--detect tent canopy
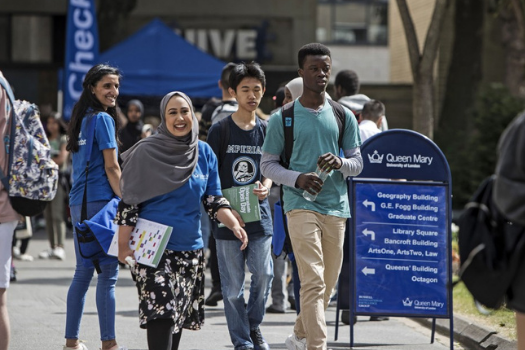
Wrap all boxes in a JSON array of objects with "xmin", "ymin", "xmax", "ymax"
[{"xmin": 99, "ymin": 18, "xmax": 224, "ymax": 98}]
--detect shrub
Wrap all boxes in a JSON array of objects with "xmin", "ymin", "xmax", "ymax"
[{"xmin": 452, "ymin": 84, "xmax": 525, "ymax": 207}]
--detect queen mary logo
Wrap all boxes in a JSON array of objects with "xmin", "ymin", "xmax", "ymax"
[{"xmin": 232, "ymin": 157, "xmax": 256, "ymax": 185}]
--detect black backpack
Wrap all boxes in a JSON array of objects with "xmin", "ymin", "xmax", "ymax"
[
  {"xmin": 276, "ymin": 99, "xmax": 346, "ymax": 255},
  {"xmin": 456, "ymin": 175, "xmax": 525, "ymax": 309}
]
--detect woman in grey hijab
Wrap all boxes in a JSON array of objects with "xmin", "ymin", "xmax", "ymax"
[{"xmin": 116, "ymin": 91, "xmax": 248, "ymax": 350}]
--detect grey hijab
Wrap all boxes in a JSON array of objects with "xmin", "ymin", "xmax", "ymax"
[{"xmin": 120, "ymin": 91, "xmax": 199, "ymax": 205}]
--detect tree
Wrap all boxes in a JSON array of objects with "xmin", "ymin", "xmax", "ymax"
[
  {"xmin": 495, "ymin": 0, "xmax": 525, "ymax": 98},
  {"xmin": 395, "ymin": 0, "xmax": 448, "ymax": 139}
]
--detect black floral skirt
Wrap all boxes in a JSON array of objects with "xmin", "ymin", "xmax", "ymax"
[{"xmin": 131, "ymin": 248, "xmax": 205, "ymax": 332}]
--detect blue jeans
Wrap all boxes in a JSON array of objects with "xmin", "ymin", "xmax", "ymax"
[
  {"xmin": 65, "ymin": 201, "xmax": 119, "ymax": 341},
  {"xmin": 216, "ymin": 235, "xmax": 273, "ymax": 350}
]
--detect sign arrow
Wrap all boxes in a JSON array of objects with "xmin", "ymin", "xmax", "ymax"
[
  {"xmin": 363, "ymin": 199, "xmax": 376, "ymax": 211},
  {"xmin": 362, "ymin": 267, "xmax": 375, "ymax": 276},
  {"xmin": 362, "ymin": 228, "xmax": 375, "ymax": 240}
]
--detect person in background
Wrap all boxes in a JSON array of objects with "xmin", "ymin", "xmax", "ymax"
[
  {"xmin": 207, "ymin": 62, "xmax": 273, "ymax": 350},
  {"xmin": 492, "ymin": 110, "xmax": 525, "ymax": 350},
  {"xmin": 65, "ymin": 64, "xmax": 125, "ymax": 350},
  {"xmin": 141, "ymin": 124, "xmax": 153, "ymax": 139},
  {"xmin": 267, "ymin": 84, "xmax": 295, "ymax": 314},
  {"xmin": 334, "ymin": 69, "xmax": 388, "ymax": 130},
  {"xmin": 270, "ymin": 86, "xmax": 286, "ymax": 114},
  {"xmin": 119, "ymin": 99, "xmax": 144, "ymax": 155},
  {"xmin": 261, "ymin": 43, "xmax": 363, "ymax": 350},
  {"xmin": 117, "ymin": 91, "xmax": 248, "ymax": 350},
  {"xmin": 12, "ymin": 217, "xmax": 33, "ymax": 262},
  {"xmin": 40, "ymin": 112, "xmax": 69, "ymax": 261},
  {"xmin": 283, "ymin": 77, "xmax": 332, "ymax": 106},
  {"xmin": 354, "ymin": 99, "xmax": 389, "ymax": 323},
  {"xmin": 359, "ymin": 100, "xmax": 385, "ymax": 142},
  {"xmin": 205, "ymin": 62, "xmax": 240, "ymax": 307},
  {"xmin": 0, "ymin": 71, "xmax": 20, "ymax": 350}
]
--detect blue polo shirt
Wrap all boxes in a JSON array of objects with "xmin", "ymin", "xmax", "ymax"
[
  {"xmin": 139, "ymin": 141, "xmax": 222, "ymax": 251},
  {"xmin": 69, "ymin": 112, "xmax": 118, "ymax": 206}
]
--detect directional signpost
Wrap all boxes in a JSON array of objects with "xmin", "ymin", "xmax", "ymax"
[{"xmin": 336, "ymin": 130, "xmax": 454, "ymax": 349}]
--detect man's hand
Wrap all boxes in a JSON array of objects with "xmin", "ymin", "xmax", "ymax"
[
  {"xmin": 295, "ymin": 172, "xmax": 324, "ymax": 195},
  {"xmin": 318, "ymin": 152, "xmax": 342, "ymax": 172},
  {"xmin": 253, "ymin": 181, "xmax": 269, "ymax": 201}
]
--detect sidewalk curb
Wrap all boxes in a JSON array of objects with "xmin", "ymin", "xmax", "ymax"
[{"xmin": 411, "ymin": 315, "xmax": 517, "ymax": 349}]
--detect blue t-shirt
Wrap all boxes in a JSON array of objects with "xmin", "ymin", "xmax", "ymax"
[
  {"xmin": 207, "ymin": 116, "xmax": 273, "ymax": 240},
  {"xmin": 139, "ymin": 141, "xmax": 222, "ymax": 251},
  {"xmin": 262, "ymin": 99, "xmax": 361, "ymax": 218},
  {"xmin": 70, "ymin": 112, "xmax": 118, "ymax": 206}
]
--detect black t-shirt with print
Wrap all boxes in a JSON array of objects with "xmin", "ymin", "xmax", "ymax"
[{"xmin": 207, "ymin": 115, "xmax": 272, "ymax": 240}]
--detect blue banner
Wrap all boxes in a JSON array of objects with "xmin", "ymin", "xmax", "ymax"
[
  {"xmin": 63, "ymin": 0, "xmax": 99, "ymax": 121},
  {"xmin": 353, "ymin": 181, "xmax": 449, "ymax": 317}
]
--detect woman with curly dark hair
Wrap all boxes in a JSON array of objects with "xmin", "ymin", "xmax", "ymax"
[{"xmin": 64, "ymin": 64, "xmax": 125, "ymax": 350}]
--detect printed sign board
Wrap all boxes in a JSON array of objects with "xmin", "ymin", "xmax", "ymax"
[
  {"xmin": 336, "ymin": 130, "xmax": 454, "ymax": 349},
  {"xmin": 353, "ymin": 181, "xmax": 449, "ymax": 317}
]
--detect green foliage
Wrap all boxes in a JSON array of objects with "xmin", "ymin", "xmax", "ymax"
[{"xmin": 452, "ymin": 84, "xmax": 525, "ymax": 207}]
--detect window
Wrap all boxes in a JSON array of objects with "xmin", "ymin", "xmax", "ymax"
[
  {"xmin": 317, "ymin": 0, "xmax": 388, "ymax": 46},
  {"xmin": 11, "ymin": 15, "xmax": 52, "ymax": 63}
]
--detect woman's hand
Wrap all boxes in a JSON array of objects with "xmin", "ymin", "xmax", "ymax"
[
  {"xmin": 118, "ymin": 247, "xmax": 135, "ymax": 268},
  {"xmin": 231, "ymin": 209, "xmax": 246, "ymax": 227},
  {"xmin": 217, "ymin": 207, "xmax": 249, "ymax": 250},
  {"xmin": 231, "ymin": 225, "xmax": 249, "ymax": 250},
  {"xmin": 117, "ymin": 225, "xmax": 135, "ymax": 267}
]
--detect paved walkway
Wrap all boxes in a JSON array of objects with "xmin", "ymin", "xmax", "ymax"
[{"xmin": 8, "ymin": 227, "xmax": 468, "ymax": 350}]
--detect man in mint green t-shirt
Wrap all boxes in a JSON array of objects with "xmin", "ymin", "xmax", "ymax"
[{"xmin": 261, "ymin": 43, "xmax": 363, "ymax": 350}]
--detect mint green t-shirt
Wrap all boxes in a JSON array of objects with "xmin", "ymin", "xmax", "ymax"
[{"xmin": 262, "ymin": 99, "xmax": 361, "ymax": 218}]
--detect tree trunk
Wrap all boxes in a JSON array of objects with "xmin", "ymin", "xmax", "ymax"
[
  {"xmin": 396, "ymin": 0, "xmax": 448, "ymax": 139},
  {"xmin": 413, "ymin": 72, "xmax": 434, "ymax": 138},
  {"xmin": 500, "ymin": 2, "xmax": 525, "ymax": 97},
  {"xmin": 434, "ymin": 0, "xmax": 484, "ymax": 208}
]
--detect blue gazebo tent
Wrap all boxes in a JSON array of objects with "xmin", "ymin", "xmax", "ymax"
[{"xmin": 99, "ymin": 18, "xmax": 224, "ymax": 98}]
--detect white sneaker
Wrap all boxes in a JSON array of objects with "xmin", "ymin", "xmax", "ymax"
[
  {"xmin": 285, "ymin": 334, "xmax": 306, "ymax": 350},
  {"xmin": 63, "ymin": 342, "xmax": 88, "ymax": 350},
  {"xmin": 52, "ymin": 247, "xmax": 66, "ymax": 260},
  {"xmin": 13, "ymin": 246, "xmax": 21, "ymax": 259},
  {"xmin": 18, "ymin": 254, "xmax": 34, "ymax": 261},
  {"xmin": 39, "ymin": 248, "xmax": 53, "ymax": 259}
]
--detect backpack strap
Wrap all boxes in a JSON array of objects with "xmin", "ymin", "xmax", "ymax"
[
  {"xmin": 281, "ymin": 101, "xmax": 295, "ymax": 168},
  {"xmin": 216, "ymin": 116, "xmax": 231, "ymax": 170},
  {"xmin": 327, "ymin": 99, "xmax": 346, "ymax": 151},
  {"xmin": 0, "ymin": 76, "xmax": 16, "ymax": 104},
  {"xmin": 79, "ymin": 115, "xmax": 97, "ymax": 222},
  {"xmin": 0, "ymin": 76, "xmax": 17, "ymax": 191}
]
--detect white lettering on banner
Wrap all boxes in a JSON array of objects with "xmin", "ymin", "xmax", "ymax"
[
  {"xmin": 75, "ymin": 29, "xmax": 94, "ymax": 50},
  {"xmin": 236, "ymin": 30, "xmax": 256, "ymax": 59},
  {"xmin": 73, "ymin": 8, "xmax": 92, "ymax": 29},
  {"xmin": 67, "ymin": 0, "xmax": 95, "ymax": 104},
  {"xmin": 68, "ymin": 74, "xmax": 82, "ymax": 100},
  {"xmin": 209, "ymin": 29, "xmax": 235, "ymax": 58},
  {"xmin": 184, "ymin": 29, "xmax": 258, "ymax": 60},
  {"xmin": 71, "ymin": 0, "xmax": 90, "ymax": 7}
]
